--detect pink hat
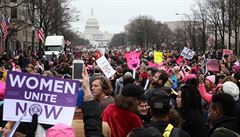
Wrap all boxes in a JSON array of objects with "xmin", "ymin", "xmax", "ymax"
[
  {"xmin": 182, "ymin": 74, "xmax": 196, "ymax": 83},
  {"xmin": 206, "ymin": 75, "xmax": 215, "ymax": 84},
  {"xmin": 0, "ymin": 81, "xmax": 6, "ymax": 99},
  {"xmin": 46, "ymin": 124, "xmax": 76, "ymax": 137}
]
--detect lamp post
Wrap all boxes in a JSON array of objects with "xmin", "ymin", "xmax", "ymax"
[
  {"xmin": 31, "ymin": 26, "xmax": 35, "ymax": 52},
  {"xmin": 176, "ymin": 13, "xmax": 196, "ymax": 50}
]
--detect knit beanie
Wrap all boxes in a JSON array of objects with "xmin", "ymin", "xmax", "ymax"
[
  {"xmin": 122, "ymin": 83, "xmax": 144, "ymax": 98},
  {"xmin": 182, "ymin": 74, "xmax": 196, "ymax": 83},
  {"xmin": 222, "ymin": 81, "xmax": 240, "ymax": 101},
  {"xmin": 46, "ymin": 123, "xmax": 76, "ymax": 137},
  {"xmin": 206, "ymin": 75, "xmax": 215, "ymax": 84}
]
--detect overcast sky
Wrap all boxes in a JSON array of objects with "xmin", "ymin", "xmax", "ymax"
[{"xmin": 69, "ymin": 0, "xmax": 195, "ymax": 33}]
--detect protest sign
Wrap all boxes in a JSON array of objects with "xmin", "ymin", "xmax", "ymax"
[
  {"xmin": 148, "ymin": 61, "xmax": 163, "ymax": 69},
  {"xmin": 96, "ymin": 56, "xmax": 116, "ymax": 78},
  {"xmin": 222, "ymin": 49, "xmax": 233, "ymax": 56},
  {"xmin": 180, "ymin": 47, "xmax": 195, "ymax": 60},
  {"xmin": 176, "ymin": 56, "xmax": 183, "ymax": 65},
  {"xmin": 3, "ymin": 71, "xmax": 80, "ymax": 126},
  {"xmin": 154, "ymin": 51, "xmax": 163, "ymax": 63},
  {"xmin": 206, "ymin": 59, "xmax": 219, "ymax": 72},
  {"xmin": 125, "ymin": 51, "xmax": 141, "ymax": 70}
]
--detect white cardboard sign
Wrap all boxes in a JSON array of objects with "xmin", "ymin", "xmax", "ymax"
[{"xmin": 96, "ymin": 56, "xmax": 116, "ymax": 78}]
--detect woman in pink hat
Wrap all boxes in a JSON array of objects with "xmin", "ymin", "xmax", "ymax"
[{"xmin": 198, "ymin": 75, "xmax": 216, "ymax": 103}]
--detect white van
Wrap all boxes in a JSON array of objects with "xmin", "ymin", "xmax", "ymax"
[{"xmin": 44, "ymin": 35, "xmax": 65, "ymax": 59}]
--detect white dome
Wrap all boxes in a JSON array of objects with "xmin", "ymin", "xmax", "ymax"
[
  {"xmin": 86, "ymin": 17, "xmax": 99, "ymax": 26},
  {"xmin": 84, "ymin": 9, "xmax": 100, "ymax": 32}
]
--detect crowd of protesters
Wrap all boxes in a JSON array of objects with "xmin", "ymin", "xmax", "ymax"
[{"xmin": 0, "ymin": 47, "xmax": 239, "ymax": 137}]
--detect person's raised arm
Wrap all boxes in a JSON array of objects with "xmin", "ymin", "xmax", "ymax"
[
  {"xmin": 198, "ymin": 75, "xmax": 212, "ymax": 103},
  {"xmin": 82, "ymin": 66, "xmax": 104, "ymax": 137}
]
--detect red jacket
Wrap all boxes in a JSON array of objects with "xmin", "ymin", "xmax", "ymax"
[{"xmin": 102, "ymin": 104, "xmax": 142, "ymax": 137}]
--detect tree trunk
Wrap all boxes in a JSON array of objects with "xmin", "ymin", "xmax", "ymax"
[{"xmin": 214, "ymin": 27, "xmax": 218, "ymax": 50}]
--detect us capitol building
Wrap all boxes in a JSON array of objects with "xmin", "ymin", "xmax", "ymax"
[{"xmin": 80, "ymin": 9, "xmax": 114, "ymax": 48}]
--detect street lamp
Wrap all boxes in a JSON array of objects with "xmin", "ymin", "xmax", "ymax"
[
  {"xmin": 31, "ymin": 26, "xmax": 35, "ymax": 52},
  {"xmin": 175, "ymin": 13, "xmax": 196, "ymax": 50}
]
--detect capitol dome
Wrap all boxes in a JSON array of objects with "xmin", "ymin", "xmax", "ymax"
[
  {"xmin": 84, "ymin": 9, "xmax": 100, "ymax": 33},
  {"xmin": 81, "ymin": 8, "xmax": 114, "ymax": 48}
]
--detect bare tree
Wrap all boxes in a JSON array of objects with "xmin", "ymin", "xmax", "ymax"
[
  {"xmin": 109, "ymin": 33, "xmax": 127, "ymax": 49},
  {"xmin": 192, "ymin": 0, "xmax": 208, "ymax": 51},
  {"xmin": 125, "ymin": 15, "xmax": 173, "ymax": 50},
  {"xmin": 231, "ymin": 0, "xmax": 240, "ymax": 55},
  {"xmin": 192, "ymin": 0, "xmax": 240, "ymax": 55}
]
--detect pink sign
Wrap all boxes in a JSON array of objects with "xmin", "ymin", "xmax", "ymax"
[
  {"xmin": 206, "ymin": 59, "xmax": 219, "ymax": 72},
  {"xmin": 148, "ymin": 61, "xmax": 163, "ymax": 69},
  {"xmin": 148, "ymin": 61, "xmax": 158, "ymax": 68},
  {"xmin": 176, "ymin": 56, "xmax": 183, "ymax": 65},
  {"xmin": 223, "ymin": 49, "xmax": 233, "ymax": 56},
  {"xmin": 125, "ymin": 51, "xmax": 141, "ymax": 70}
]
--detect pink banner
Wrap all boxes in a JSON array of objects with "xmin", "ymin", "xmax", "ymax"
[
  {"xmin": 206, "ymin": 59, "xmax": 219, "ymax": 72},
  {"xmin": 223, "ymin": 49, "xmax": 233, "ymax": 56},
  {"xmin": 148, "ymin": 61, "xmax": 163, "ymax": 69}
]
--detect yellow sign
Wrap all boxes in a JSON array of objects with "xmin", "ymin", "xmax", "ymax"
[{"xmin": 154, "ymin": 51, "xmax": 163, "ymax": 63}]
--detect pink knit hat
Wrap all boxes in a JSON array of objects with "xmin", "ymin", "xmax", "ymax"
[
  {"xmin": 0, "ymin": 81, "xmax": 6, "ymax": 99},
  {"xmin": 46, "ymin": 124, "xmax": 76, "ymax": 137},
  {"xmin": 206, "ymin": 75, "xmax": 215, "ymax": 84},
  {"xmin": 182, "ymin": 74, "xmax": 197, "ymax": 83}
]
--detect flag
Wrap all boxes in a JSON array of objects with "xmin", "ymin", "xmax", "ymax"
[
  {"xmin": 0, "ymin": 16, "xmax": 10, "ymax": 41},
  {"xmin": 37, "ymin": 28, "xmax": 44, "ymax": 42}
]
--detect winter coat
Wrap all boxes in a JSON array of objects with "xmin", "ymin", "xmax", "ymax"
[{"xmin": 209, "ymin": 116, "xmax": 240, "ymax": 136}]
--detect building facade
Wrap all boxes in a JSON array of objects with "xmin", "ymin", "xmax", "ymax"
[
  {"xmin": 0, "ymin": 0, "xmax": 37, "ymax": 55},
  {"xmin": 81, "ymin": 9, "xmax": 114, "ymax": 48}
]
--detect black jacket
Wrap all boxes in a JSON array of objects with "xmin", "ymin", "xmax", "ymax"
[
  {"xmin": 83, "ymin": 100, "xmax": 104, "ymax": 137},
  {"xmin": 233, "ymin": 100, "xmax": 240, "ymax": 127},
  {"xmin": 145, "ymin": 120, "xmax": 190, "ymax": 137},
  {"xmin": 209, "ymin": 116, "xmax": 240, "ymax": 136}
]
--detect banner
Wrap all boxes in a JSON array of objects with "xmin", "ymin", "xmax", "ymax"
[
  {"xmin": 180, "ymin": 47, "xmax": 195, "ymax": 60},
  {"xmin": 154, "ymin": 51, "xmax": 163, "ymax": 63},
  {"xmin": 206, "ymin": 59, "xmax": 219, "ymax": 72},
  {"xmin": 223, "ymin": 49, "xmax": 233, "ymax": 56},
  {"xmin": 96, "ymin": 56, "xmax": 116, "ymax": 79},
  {"xmin": 3, "ymin": 71, "xmax": 80, "ymax": 126}
]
